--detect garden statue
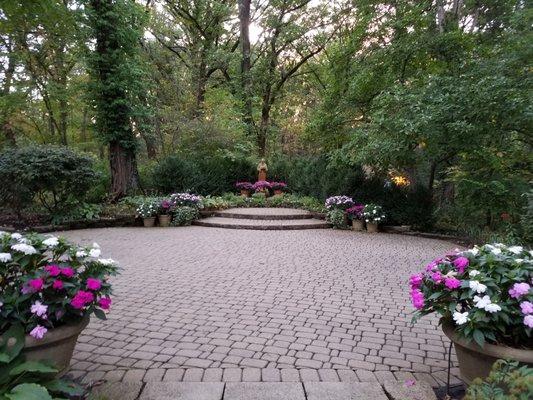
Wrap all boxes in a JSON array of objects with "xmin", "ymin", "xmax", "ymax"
[{"xmin": 257, "ymin": 158, "xmax": 268, "ymax": 181}]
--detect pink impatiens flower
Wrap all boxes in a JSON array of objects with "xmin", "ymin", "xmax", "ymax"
[
  {"xmin": 60, "ymin": 267, "xmax": 75, "ymax": 278},
  {"xmin": 453, "ymin": 257, "xmax": 469, "ymax": 274},
  {"xmin": 44, "ymin": 264, "xmax": 61, "ymax": 277},
  {"xmin": 509, "ymin": 283, "xmax": 530, "ymax": 299},
  {"xmin": 409, "ymin": 274, "xmax": 423, "ymax": 289},
  {"xmin": 444, "ymin": 277, "xmax": 461, "ymax": 290},
  {"xmin": 30, "ymin": 301, "xmax": 48, "ymax": 318},
  {"xmin": 28, "ymin": 278, "xmax": 44, "ymax": 291},
  {"xmin": 524, "ymin": 315, "xmax": 533, "ymax": 329},
  {"xmin": 99, "ymin": 297, "xmax": 112, "ymax": 310},
  {"xmin": 431, "ymin": 271, "xmax": 443, "ymax": 284},
  {"xmin": 30, "ymin": 325, "xmax": 47, "ymax": 340},
  {"xmin": 520, "ymin": 301, "xmax": 533, "ymax": 315},
  {"xmin": 70, "ymin": 290, "xmax": 94, "ymax": 309},
  {"xmin": 52, "ymin": 280, "xmax": 63, "ymax": 290},
  {"xmin": 86, "ymin": 278, "xmax": 102, "ymax": 291},
  {"xmin": 410, "ymin": 289, "xmax": 425, "ymax": 310}
]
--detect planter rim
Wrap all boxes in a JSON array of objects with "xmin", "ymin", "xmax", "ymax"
[
  {"xmin": 25, "ymin": 316, "xmax": 90, "ymax": 349},
  {"xmin": 442, "ymin": 321, "xmax": 533, "ymax": 362}
]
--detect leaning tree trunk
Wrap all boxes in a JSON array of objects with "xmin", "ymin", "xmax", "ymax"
[{"xmin": 109, "ymin": 141, "xmax": 140, "ymax": 199}]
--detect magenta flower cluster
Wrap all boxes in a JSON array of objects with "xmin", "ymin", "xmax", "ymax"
[
  {"xmin": 252, "ymin": 180, "xmax": 271, "ymax": 191},
  {"xmin": 346, "ymin": 204, "xmax": 364, "ymax": 219}
]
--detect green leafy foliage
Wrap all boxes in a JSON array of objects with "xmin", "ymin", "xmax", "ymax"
[
  {"xmin": 171, "ymin": 206, "xmax": 199, "ymax": 226},
  {"xmin": 0, "ymin": 146, "xmax": 98, "ymax": 215},
  {"xmin": 327, "ymin": 209, "xmax": 347, "ymax": 230},
  {"xmin": 465, "ymin": 360, "xmax": 533, "ymax": 400}
]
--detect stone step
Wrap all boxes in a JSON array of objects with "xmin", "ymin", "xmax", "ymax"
[
  {"xmin": 193, "ymin": 216, "xmax": 330, "ymax": 230},
  {"xmin": 213, "ymin": 207, "xmax": 313, "ymax": 220}
]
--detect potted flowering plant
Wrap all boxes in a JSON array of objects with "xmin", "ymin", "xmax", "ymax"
[
  {"xmin": 346, "ymin": 204, "xmax": 365, "ymax": 231},
  {"xmin": 235, "ymin": 181, "xmax": 253, "ymax": 197},
  {"xmin": 270, "ymin": 182, "xmax": 287, "ymax": 195},
  {"xmin": 252, "ymin": 180, "xmax": 271, "ymax": 196},
  {"xmin": 158, "ymin": 199, "xmax": 173, "ymax": 227},
  {"xmin": 170, "ymin": 192, "xmax": 203, "ymax": 209},
  {"xmin": 325, "ymin": 195, "xmax": 354, "ymax": 211},
  {"xmin": 136, "ymin": 201, "xmax": 158, "ymax": 227},
  {"xmin": 0, "ymin": 231, "xmax": 116, "ymax": 376},
  {"xmin": 362, "ymin": 203, "xmax": 385, "ymax": 233},
  {"xmin": 410, "ymin": 244, "xmax": 533, "ymax": 384}
]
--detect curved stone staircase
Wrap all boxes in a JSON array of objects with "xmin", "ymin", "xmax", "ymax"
[{"xmin": 193, "ymin": 207, "xmax": 330, "ymax": 230}]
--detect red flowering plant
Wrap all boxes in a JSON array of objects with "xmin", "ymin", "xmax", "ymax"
[
  {"xmin": 410, "ymin": 244, "xmax": 533, "ymax": 348},
  {"xmin": 0, "ymin": 231, "xmax": 117, "ymax": 340}
]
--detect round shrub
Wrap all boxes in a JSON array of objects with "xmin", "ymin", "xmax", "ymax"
[
  {"xmin": 171, "ymin": 206, "xmax": 199, "ymax": 226},
  {"xmin": 0, "ymin": 146, "xmax": 98, "ymax": 215}
]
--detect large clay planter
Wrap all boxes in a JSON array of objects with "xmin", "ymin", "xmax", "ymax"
[
  {"xmin": 23, "ymin": 317, "xmax": 90, "ymax": 377},
  {"xmin": 240, "ymin": 189, "xmax": 250, "ymax": 197},
  {"xmin": 366, "ymin": 222, "xmax": 379, "ymax": 233},
  {"xmin": 443, "ymin": 322, "xmax": 533, "ymax": 384},
  {"xmin": 143, "ymin": 217, "xmax": 156, "ymax": 227},
  {"xmin": 352, "ymin": 219, "xmax": 364, "ymax": 231},
  {"xmin": 158, "ymin": 214, "xmax": 172, "ymax": 227}
]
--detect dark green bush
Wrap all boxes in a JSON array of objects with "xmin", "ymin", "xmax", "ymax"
[{"xmin": 0, "ymin": 146, "xmax": 98, "ymax": 215}]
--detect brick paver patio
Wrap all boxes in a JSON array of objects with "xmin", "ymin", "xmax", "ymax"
[{"xmin": 57, "ymin": 226, "xmax": 463, "ymax": 388}]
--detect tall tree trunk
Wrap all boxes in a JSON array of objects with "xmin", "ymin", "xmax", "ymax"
[
  {"xmin": 1, "ymin": 46, "xmax": 16, "ymax": 146},
  {"xmin": 258, "ymin": 100, "xmax": 271, "ymax": 156},
  {"xmin": 109, "ymin": 141, "xmax": 140, "ymax": 198},
  {"xmin": 239, "ymin": 0, "xmax": 254, "ymax": 135}
]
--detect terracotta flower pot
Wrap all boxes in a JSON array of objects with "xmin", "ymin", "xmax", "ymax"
[
  {"xmin": 442, "ymin": 322, "xmax": 533, "ymax": 384},
  {"xmin": 158, "ymin": 214, "xmax": 171, "ymax": 227},
  {"xmin": 273, "ymin": 189, "xmax": 283, "ymax": 196},
  {"xmin": 143, "ymin": 217, "xmax": 156, "ymax": 227},
  {"xmin": 240, "ymin": 189, "xmax": 250, "ymax": 197},
  {"xmin": 23, "ymin": 316, "xmax": 90, "ymax": 377},
  {"xmin": 352, "ymin": 219, "xmax": 364, "ymax": 231},
  {"xmin": 366, "ymin": 222, "xmax": 378, "ymax": 233}
]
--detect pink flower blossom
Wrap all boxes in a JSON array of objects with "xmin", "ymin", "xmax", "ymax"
[
  {"xmin": 30, "ymin": 301, "xmax": 48, "ymax": 318},
  {"xmin": 28, "ymin": 278, "xmax": 44, "ymax": 291},
  {"xmin": 70, "ymin": 290, "xmax": 94, "ymax": 309},
  {"xmin": 44, "ymin": 264, "xmax": 61, "ymax": 277},
  {"xmin": 524, "ymin": 315, "xmax": 533, "ymax": 329},
  {"xmin": 431, "ymin": 271, "xmax": 443, "ymax": 284},
  {"xmin": 410, "ymin": 289, "xmax": 425, "ymax": 310},
  {"xmin": 444, "ymin": 277, "xmax": 461, "ymax": 290},
  {"xmin": 425, "ymin": 259, "xmax": 440, "ymax": 271},
  {"xmin": 409, "ymin": 274, "xmax": 423, "ymax": 289},
  {"xmin": 86, "ymin": 278, "xmax": 102, "ymax": 291},
  {"xmin": 60, "ymin": 267, "xmax": 75, "ymax": 278},
  {"xmin": 520, "ymin": 301, "xmax": 533, "ymax": 315},
  {"xmin": 99, "ymin": 297, "xmax": 112, "ymax": 310},
  {"xmin": 30, "ymin": 325, "xmax": 47, "ymax": 340},
  {"xmin": 52, "ymin": 280, "xmax": 63, "ymax": 290},
  {"xmin": 453, "ymin": 257, "xmax": 469, "ymax": 274},
  {"xmin": 509, "ymin": 283, "xmax": 530, "ymax": 299}
]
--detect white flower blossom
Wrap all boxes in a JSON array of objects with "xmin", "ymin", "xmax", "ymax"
[
  {"xmin": 76, "ymin": 250, "xmax": 87, "ymax": 258},
  {"xmin": 469, "ymin": 280, "xmax": 487, "ymax": 294},
  {"xmin": 11, "ymin": 243, "xmax": 37, "ymax": 255},
  {"xmin": 485, "ymin": 303, "xmax": 501, "ymax": 313},
  {"xmin": 89, "ymin": 248, "xmax": 101, "ymax": 258},
  {"xmin": 467, "ymin": 247, "xmax": 480, "ymax": 256},
  {"xmin": 42, "ymin": 237, "xmax": 59, "ymax": 248},
  {"xmin": 11, "ymin": 233, "xmax": 22, "ymax": 240},
  {"xmin": 516, "ymin": 259, "xmax": 524, "ymax": 264},
  {"xmin": 453, "ymin": 311, "xmax": 469, "ymax": 325},
  {"xmin": 508, "ymin": 246, "xmax": 523, "ymax": 254},
  {"xmin": 0, "ymin": 253, "xmax": 12, "ymax": 263},
  {"xmin": 474, "ymin": 295, "xmax": 492, "ymax": 309},
  {"xmin": 97, "ymin": 258, "xmax": 116, "ymax": 266},
  {"xmin": 468, "ymin": 270, "xmax": 480, "ymax": 277},
  {"xmin": 30, "ymin": 301, "xmax": 48, "ymax": 318},
  {"xmin": 491, "ymin": 248, "xmax": 502, "ymax": 255},
  {"xmin": 93, "ymin": 242, "xmax": 100, "ymax": 249}
]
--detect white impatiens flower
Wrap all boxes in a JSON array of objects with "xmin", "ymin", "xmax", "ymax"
[
  {"xmin": 485, "ymin": 303, "xmax": 502, "ymax": 313},
  {"xmin": 516, "ymin": 259, "xmax": 524, "ymax": 264},
  {"xmin": 97, "ymin": 258, "xmax": 116, "ymax": 266},
  {"xmin": 467, "ymin": 247, "xmax": 480, "ymax": 256},
  {"xmin": 11, "ymin": 243, "xmax": 37, "ymax": 255},
  {"xmin": 42, "ymin": 237, "xmax": 59, "ymax": 248},
  {"xmin": 93, "ymin": 242, "xmax": 100, "ymax": 249},
  {"xmin": 453, "ymin": 311, "xmax": 469, "ymax": 325},
  {"xmin": 30, "ymin": 301, "xmax": 48, "ymax": 318},
  {"xmin": 89, "ymin": 247, "xmax": 101, "ymax": 258},
  {"xmin": 0, "ymin": 253, "xmax": 12, "ymax": 263},
  {"xmin": 508, "ymin": 246, "xmax": 523, "ymax": 254},
  {"xmin": 11, "ymin": 233, "xmax": 22, "ymax": 240},
  {"xmin": 76, "ymin": 250, "xmax": 87, "ymax": 258},
  {"xmin": 469, "ymin": 280, "xmax": 487, "ymax": 294},
  {"xmin": 469, "ymin": 270, "xmax": 481, "ymax": 278},
  {"xmin": 491, "ymin": 248, "xmax": 502, "ymax": 255},
  {"xmin": 474, "ymin": 295, "xmax": 492, "ymax": 309}
]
